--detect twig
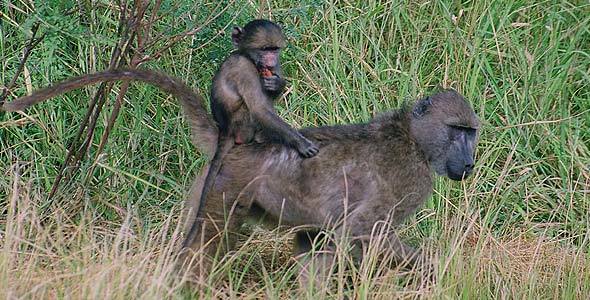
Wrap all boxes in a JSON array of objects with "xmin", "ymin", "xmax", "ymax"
[
  {"xmin": 94, "ymin": 0, "xmax": 150, "ymax": 157},
  {"xmin": 79, "ymin": 4, "xmax": 136, "ymax": 158},
  {"xmin": 0, "ymin": 23, "xmax": 45, "ymax": 107},
  {"xmin": 259, "ymin": 0, "xmax": 269, "ymax": 18},
  {"xmin": 496, "ymin": 109, "xmax": 590, "ymax": 130},
  {"xmin": 135, "ymin": 0, "xmax": 235, "ymax": 64},
  {"xmin": 45, "ymin": 0, "xmax": 231, "ymax": 198},
  {"xmin": 47, "ymin": 2, "xmax": 133, "ymax": 200},
  {"xmin": 144, "ymin": 0, "xmax": 162, "ymax": 40}
]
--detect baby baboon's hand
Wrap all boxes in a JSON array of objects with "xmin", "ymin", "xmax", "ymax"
[
  {"xmin": 296, "ymin": 138, "xmax": 319, "ymax": 158},
  {"xmin": 262, "ymin": 74, "xmax": 286, "ymax": 93}
]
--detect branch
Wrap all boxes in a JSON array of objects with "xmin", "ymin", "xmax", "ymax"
[
  {"xmin": 47, "ymin": 2, "xmax": 134, "ymax": 199},
  {"xmin": 136, "ymin": 0, "xmax": 236, "ymax": 64},
  {"xmin": 0, "ymin": 23, "xmax": 45, "ymax": 107}
]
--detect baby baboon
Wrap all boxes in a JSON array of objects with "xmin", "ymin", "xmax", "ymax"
[
  {"xmin": 184, "ymin": 19, "xmax": 319, "ymax": 249},
  {"xmin": 183, "ymin": 89, "xmax": 479, "ymax": 278}
]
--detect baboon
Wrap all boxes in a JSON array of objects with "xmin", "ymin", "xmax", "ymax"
[
  {"xmin": 181, "ymin": 88, "xmax": 479, "ymax": 279},
  {"xmin": 2, "ymin": 69, "xmax": 479, "ymax": 281},
  {"xmin": 184, "ymin": 19, "xmax": 319, "ymax": 249}
]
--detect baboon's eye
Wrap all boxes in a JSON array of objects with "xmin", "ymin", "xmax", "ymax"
[
  {"xmin": 262, "ymin": 46, "xmax": 279, "ymax": 51},
  {"xmin": 448, "ymin": 125, "xmax": 476, "ymax": 140}
]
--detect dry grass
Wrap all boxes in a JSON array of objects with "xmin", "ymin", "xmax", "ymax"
[
  {"xmin": 3, "ymin": 165, "xmax": 589, "ymax": 299},
  {"xmin": 1, "ymin": 0, "xmax": 589, "ymax": 298}
]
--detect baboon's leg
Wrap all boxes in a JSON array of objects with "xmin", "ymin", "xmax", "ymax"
[
  {"xmin": 180, "ymin": 189, "xmax": 248, "ymax": 278},
  {"xmin": 344, "ymin": 207, "xmax": 425, "ymax": 269},
  {"xmin": 293, "ymin": 231, "xmax": 321, "ymax": 256},
  {"xmin": 293, "ymin": 230, "xmax": 335, "ymax": 288},
  {"xmin": 383, "ymin": 232, "xmax": 423, "ymax": 267},
  {"xmin": 382, "ymin": 233, "xmax": 435, "ymax": 281},
  {"xmin": 183, "ymin": 165, "xmax": 209, "ymax": 234}
]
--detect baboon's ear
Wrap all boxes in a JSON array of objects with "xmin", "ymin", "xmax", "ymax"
[
  {"xmin": 412, "ymin": 96, "xmax": 432, "ymax": 118},
  {"xmin": 231, "ymin": 26, "xmax": 243, "ymax": 48}
]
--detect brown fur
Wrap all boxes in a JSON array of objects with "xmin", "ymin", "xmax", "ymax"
[
  {"xmin": 1, "ymin": 69, "xmax": 479, "ymax": 281},
  {"xmin": 183, "ymin": 19, "xmax": 318, "ymax": 250},
  {"xmin": 183, "ymin": 89, "xmax": 480, "ymax": 280}
]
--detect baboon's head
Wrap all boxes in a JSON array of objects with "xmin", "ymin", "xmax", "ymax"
[
  {"xmin": 409, "ymin": 89, "xmax": 480, "ymax": 181},
  {"xmin": 231, "ymin": 19, "xmax": 286, "ymax": 72}
]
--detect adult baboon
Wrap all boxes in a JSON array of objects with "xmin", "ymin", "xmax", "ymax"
[
  {"xmin": 184, "ymin": 88, "xmax": 479, "ymax": 278},
  {"xmin": 2, "ymin": 69, "xmax": 479, "ymax": 280}
]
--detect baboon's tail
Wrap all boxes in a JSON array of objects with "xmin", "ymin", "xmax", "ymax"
[{"xmin": 1, "ymin": 68, "xmax": 218, "ymax": 156}]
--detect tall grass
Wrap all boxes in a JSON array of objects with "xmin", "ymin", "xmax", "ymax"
[{"xmin": 1, "ymin": 0, "xmax": 589, "ymax": 298}]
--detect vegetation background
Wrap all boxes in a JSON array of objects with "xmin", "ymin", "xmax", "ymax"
[{"xmin": 0, "ymin": 0, "xmax": 588, "ymax": 298}]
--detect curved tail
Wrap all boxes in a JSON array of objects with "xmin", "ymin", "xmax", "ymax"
[{"xmin": 1, "ymin": 68, "xmax": 218, "ymax": 156}]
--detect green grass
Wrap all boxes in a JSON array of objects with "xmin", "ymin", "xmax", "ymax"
[{"xmin": 1, "ymin": 0, "xmax": 589, "ymax": 298}]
